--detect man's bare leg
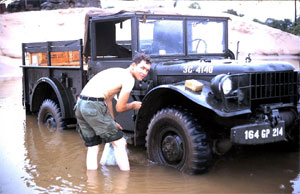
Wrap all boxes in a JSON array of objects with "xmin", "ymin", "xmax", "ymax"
[
  {"xmin": 86, "ymin": 145, "xmax": 100, "ymax": 170},
  {"xmin": 111, "ymin": 137, "xmax": 130, "ymax": 171}
]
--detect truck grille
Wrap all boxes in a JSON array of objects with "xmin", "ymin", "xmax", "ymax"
[
  {"xmin": 223, "ymin": 71, "xmax": 298, "ymax": 111},
  {"xmin": 250, "ymin": 71, "xmax": 298, "ymax": 104}
]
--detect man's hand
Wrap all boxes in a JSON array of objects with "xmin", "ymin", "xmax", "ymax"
[
  {"xmin": 116, "ymin": 122, "xmax": 123, "ymax": 130},
  {"xmin": 131, "ymin": 101, "xmax": 142, "ymax": 110}
]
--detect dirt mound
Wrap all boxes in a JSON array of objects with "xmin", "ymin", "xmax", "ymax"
[{"xmin": 228, "ymin": 15, "xmax": 300, "ymax": 56}]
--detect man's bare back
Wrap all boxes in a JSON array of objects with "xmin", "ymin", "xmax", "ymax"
[
  {"xmin": 81, "ymin": 67, "xmax": 139, "ymax": 118},
  {"xmin": 81, "ymin": 67, "xmax": 135, "ymax": 100}
]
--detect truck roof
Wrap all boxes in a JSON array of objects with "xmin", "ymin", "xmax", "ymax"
[
  {"xmin": 84, "ymin": 8, "xmax": 231, "ymax": 20},
  {"xmin": 83, "ymin": 8, "xmax": 231, "ymax": 58}
]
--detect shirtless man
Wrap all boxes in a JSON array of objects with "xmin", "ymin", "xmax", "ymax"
[{"xmin": 75, "ymin": 53, "xmax": 152, "ymax": 171}]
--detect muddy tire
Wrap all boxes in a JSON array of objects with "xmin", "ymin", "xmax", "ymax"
[
  {"xmin": 146, "ymin": 107, "xmax": 212, "ymax": 174},
  {"xmin": 38, "ymin": 99, "xmax": 63, "ymax": 130}
]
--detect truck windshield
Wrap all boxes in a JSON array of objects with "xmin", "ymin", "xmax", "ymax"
[
  {"xmin": 187, "ymin": 20, "xmax": 225, "ymax": 54},
  {"xmin": 138, "ymin": 19, "xmax": 226, "ymax": 56},
  {"xmin": 139, "ymin": 20, "xmax": 184, "ymax": 55}
]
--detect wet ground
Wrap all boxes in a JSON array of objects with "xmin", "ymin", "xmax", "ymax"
[{"xmin": 0, "ymin": 77, "xmax": 299, "ymax": 194}]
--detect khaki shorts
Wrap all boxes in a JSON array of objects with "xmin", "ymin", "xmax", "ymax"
[{"xmin": 74, "ymin": 98, "xmax": 123, "ymax": 147}]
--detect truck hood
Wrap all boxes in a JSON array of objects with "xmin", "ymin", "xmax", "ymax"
[{"xmin": 154, "ymin": 59, "xmax": 295, "ymax": 77}]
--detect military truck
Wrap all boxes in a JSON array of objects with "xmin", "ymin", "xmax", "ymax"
[{"xmin": 22, "ymin": 10, "xmax": 300, "ymax": 174}]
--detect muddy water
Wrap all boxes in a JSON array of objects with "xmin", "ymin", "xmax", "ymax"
[{"xmin": 0, "ymin": 77, "xmax": 299, "ymax": 194}]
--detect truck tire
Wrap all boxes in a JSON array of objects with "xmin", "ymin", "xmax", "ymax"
[
  {"xmin": 38, "ymin": 99, "xmax": 63, "ymax": 130},
  {"xmin": 146, "ymin": 107, "xmax": 212, "ymax": 174}
]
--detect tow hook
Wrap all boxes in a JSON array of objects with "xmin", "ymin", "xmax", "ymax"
[{"xmin": 263, "ymin": 106, "xmax": 280, "ymax": 128}]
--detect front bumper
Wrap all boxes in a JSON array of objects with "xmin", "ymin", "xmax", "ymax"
[{"xmin": 231, "ymin": 120, "xmax": 286, "ymax": 145}]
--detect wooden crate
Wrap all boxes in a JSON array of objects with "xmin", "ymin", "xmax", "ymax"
[{"xmin": 28, "ymin": 51, "xmax": 81, "ymax": 66}]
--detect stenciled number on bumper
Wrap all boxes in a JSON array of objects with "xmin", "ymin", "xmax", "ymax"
[{"xmin": 244, "ymin": 127, "xmax": 284, "ymax": 140}]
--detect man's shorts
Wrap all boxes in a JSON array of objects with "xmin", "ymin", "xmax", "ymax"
[{"xmin": 74, "ymin": 98, "xmax": 123, "ymax": 147}]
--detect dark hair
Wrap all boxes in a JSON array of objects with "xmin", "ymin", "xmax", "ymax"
[{"xmin": 132, "ymin": 53, "xmax": 152, "ymax": 65}]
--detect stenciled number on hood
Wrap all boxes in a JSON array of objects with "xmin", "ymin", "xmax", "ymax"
[{"xmin": 183, "ymin": 64, "xmax": 214, "ymax": 74}]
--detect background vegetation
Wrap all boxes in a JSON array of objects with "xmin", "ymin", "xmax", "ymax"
[
  {"xmin": 223, "ymin": 9, "xmax": 300, "ymax": 36},
  {"xmin": 254, "ymin": 18, "xmax": 300, "ymax": 36}
]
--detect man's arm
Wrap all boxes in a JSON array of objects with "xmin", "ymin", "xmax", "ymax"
[
  {"xmin": 105, "ymin": 96, "xmax": 115, "ymax": 119},
  {"xmin": 116, "ymin": 91, "xmax": 141, "ymax": 112}
]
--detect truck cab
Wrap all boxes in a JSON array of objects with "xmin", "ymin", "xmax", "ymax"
[{"xmin": 83, "ymin": 11, "xmax": 235, "ymax": 135}]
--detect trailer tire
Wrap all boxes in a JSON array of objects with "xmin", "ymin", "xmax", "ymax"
[
  {"xmin": 38, "ymin": 99, "xmax": 63, "ymax": 130},
  {"xmin": 146, "ymin": 107, "xmax": 212, "ymax": 174}
]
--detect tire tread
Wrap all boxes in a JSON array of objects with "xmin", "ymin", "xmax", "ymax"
[{"xmin": 146, "ymin": 106, "xmax": 212, "ymax": 174}]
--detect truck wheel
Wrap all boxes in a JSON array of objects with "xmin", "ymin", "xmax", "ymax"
[
  {"xmin": 38, "ymin": 99, "xmax": 63, "ymax": 130},
  {"xmin": 146, "ymin": 107, "xmax": 212, "ymax": 174}
]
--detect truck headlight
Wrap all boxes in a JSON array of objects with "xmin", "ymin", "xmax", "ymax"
[
  {"xmin": 221, "ymin": 76, "xmax": 232, "ymax": 95},
  {"xmin": 210, "ymin": 74, "xmax": 232, "ymax": 98}
]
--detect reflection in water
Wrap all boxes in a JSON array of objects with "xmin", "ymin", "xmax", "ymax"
[
  {"xmin": 86, "ymin": 167, "xmax": 130, "ymax": 193},
  {"xmin": 24, "ymin": 116, "xmax": 87, "ymax": 193},
  {"xmin": 24, "ymin": 115, "xmax": 136, "ymax": 193},
  {"xmin": 291, "ymin": 174, "xmax": 300, "ymax": 193},
  {"xmin": 24, "ymin": 115, "xmax": 134, "ymax": 193},
  {"xmin": 0, "ymin": 76, "xmax": 300, "ymax": 193}
]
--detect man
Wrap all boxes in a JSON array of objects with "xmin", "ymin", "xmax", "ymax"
[{"xmin": 75, "ymin": 53, "xmax": 152, "ymax": 171}]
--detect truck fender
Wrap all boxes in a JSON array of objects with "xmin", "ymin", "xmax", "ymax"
[
  {"xmin": 31, "ymin": 77, "xmax": 72, "ymax": 119},
  {"xmin": 134, "ymin": 81, "xmax": 251, "ymax": 144},
  {"xmin": 134, "ymin": 82, "xmax": 211, "ymax": 144},
  {"xmin": 137, "ymin": 81, "xmax": 251, "ymax": 128},
  {"xmin": 137, "ymin": 83, "xmax": 209, "ymax": 128}
]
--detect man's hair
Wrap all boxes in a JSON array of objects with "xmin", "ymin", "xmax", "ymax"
[{"xmin": 132, "ymin": 53, "xmax": 152, "ymax": 65}]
